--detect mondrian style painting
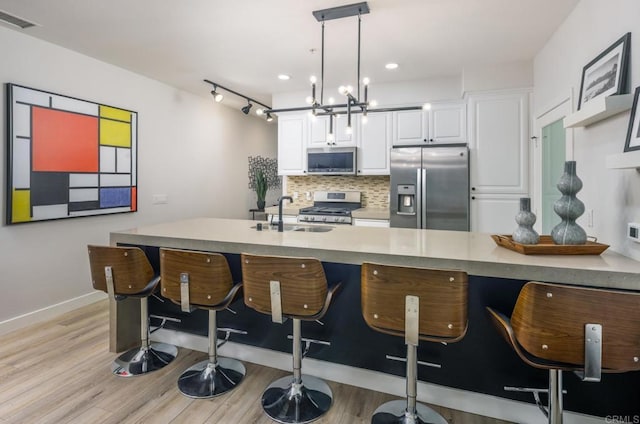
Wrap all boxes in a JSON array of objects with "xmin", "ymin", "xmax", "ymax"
[{"xmin": 6, "ymin": 84, "xmax": 137, "ymax": 224}]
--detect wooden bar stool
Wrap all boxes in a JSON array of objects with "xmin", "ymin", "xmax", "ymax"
[
  {"xmin": 160, "ymin": 248, "xmax": 246, "ymax": 398},
  {"xmin": 361, "ymin": 262, "xmax": 468, "ymax": 424},
  {"xmin": 241, "ymin": 253, "xmax": 341, "ymax": 424},
  {"xmin": 487, "ymin": 281, "xmax": 640, "ymax": 424},
  {"xmin": 87, "ymin": 245, "xmax": 178, "ymax": 377}
]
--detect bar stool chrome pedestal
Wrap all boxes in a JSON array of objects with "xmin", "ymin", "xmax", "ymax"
[{"xmin": 241, "ymin": 253, "xmax": 341, "ymax": 424}]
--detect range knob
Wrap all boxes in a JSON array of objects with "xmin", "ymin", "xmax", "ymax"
[
  {"xmin": 309, "ymin": 216, "xmax": 315, "ymax": 221},
  {"xmin": 338, "ymin": 217, "xmax": 345, "ymax": 223},
  {"xmin": 322, "ymin": 217, "xmax": 328, "ymax": 222}
]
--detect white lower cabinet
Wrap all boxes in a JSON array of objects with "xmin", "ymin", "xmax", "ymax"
[
  {"xmin": 352, "ymin": 218, "xmax": 390, "ymax": 228},
  {"xmin": 470, "ymin": 194, "xmax": 520, "ymax": 234}
]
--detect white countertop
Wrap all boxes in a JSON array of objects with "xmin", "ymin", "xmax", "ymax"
[
  {"xmin": 110, "ymin": 217, "xmax": 640, "ymax": 290},
  {"xmin": 352, "ymin": 208, "xmax": 390, "ymax": 220}
]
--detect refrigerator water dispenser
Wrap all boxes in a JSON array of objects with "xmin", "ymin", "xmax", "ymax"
[{"xmin": 397, "ymin": 185, "xmax": 416, "ymax": 215}]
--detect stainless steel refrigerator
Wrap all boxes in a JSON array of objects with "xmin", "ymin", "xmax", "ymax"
[{"xmin": 390, "ymin": 145, "xmax": 469, "ymax": 231}]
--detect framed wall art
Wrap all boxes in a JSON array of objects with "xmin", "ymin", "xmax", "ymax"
[
  {"xmin": 6, "ymin": 83, "xmax": 138, "ymax": 224},
  {"xmin": 623, "ymin": 87, "xmax": 640, "ymax": 152},
  {"xmin": 577, "ymin": 32, "xmax": 631, "ymax": 110}
]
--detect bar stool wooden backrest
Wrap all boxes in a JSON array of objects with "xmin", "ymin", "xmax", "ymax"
[
  {"xmin": 241, "ymin": 253, "xmax": 330, "ymax": 320},
  {"xmin": 504, "ymin": 281, "xmax": 640, "ymax": 372},
  {"xmin": 160, "ymin": 249, "xmax": 235, "ymax": 309},
  {"xmin": 361, "ymin": 262, "xmax": 469, "ymax": 342},
  {"xmin": 87, "ymin": 245, "xmax": 157, "ymax": 297}
]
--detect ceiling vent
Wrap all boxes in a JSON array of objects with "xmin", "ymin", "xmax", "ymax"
[{"xmin": 0, "ymin": 10, "xmax": 37, "ymax": 29}]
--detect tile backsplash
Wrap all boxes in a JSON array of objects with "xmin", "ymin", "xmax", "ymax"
[{"xmin": 286, "ymin": 175, "xmax": 390, "ymax": 208}]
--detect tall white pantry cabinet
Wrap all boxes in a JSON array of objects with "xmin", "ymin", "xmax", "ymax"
[{"xmin": 467, "ymin": 89, "xmax": 531, "ymax": 234}]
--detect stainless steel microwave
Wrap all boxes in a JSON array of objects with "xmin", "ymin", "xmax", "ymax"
[{"xmin": 307, "ymin": 147, "xmax": 357, "ymax": 175}]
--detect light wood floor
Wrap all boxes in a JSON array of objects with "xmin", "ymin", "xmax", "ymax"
[{"xmin": 0, "ymin": 300, "xmax": 512, "ymax": 424}]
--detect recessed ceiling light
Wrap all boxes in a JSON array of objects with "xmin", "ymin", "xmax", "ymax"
[
  {"xmin": 385, "ymin": 63, "xmax": 399, "ymax": 70},
  {"xmin": 278, "ymin": 74, "xmax": 291, "ymax": 81}
]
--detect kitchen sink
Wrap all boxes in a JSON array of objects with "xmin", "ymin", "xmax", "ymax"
[
  {"xmin": 251, "ymin": 224, "xmax": 334, "ymax": 232},
  {"xmin": 293, "ymin": 225, "xmax": 333, "ymax": 232}
]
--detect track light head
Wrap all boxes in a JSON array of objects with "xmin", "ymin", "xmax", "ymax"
[
  {"xmin": 266, "ymin": 113, "xmax": 273, "ymax": 122},
  {"xmin": 211, "ymin": 87, "xmax": 224, "ymax": 103},
  {"xmin": 241, "ymin": 102, "xmax": 253, "ymax": 115}
]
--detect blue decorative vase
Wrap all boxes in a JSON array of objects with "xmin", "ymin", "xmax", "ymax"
[
  {"xmin": 512, "ymin": 197, "xmax": 539, "ymax": 244},
  {"xmin": 551, "ymin": 161, "xmax": 587, "ymax": 245}
]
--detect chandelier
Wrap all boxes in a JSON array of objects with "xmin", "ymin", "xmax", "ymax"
[
  {"xmin": 264, "ymin": 2, "xmax": 372, "ymax": 138},
  {"xmin": 204, "ymin": 2, "xmax": 427, "ymax": 125}
]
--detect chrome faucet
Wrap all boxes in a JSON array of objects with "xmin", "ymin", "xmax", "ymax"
[{"xmin": 278, "ymin": 196, "xmax": 293, "ymax": 232}]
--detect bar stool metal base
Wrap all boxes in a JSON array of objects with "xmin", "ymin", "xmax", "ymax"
[
  {"xmin": 178, "ymin": 357, "xmax": 246, "ymax": 399},
  {"xmin": 111, "ymin": 342, "xmax": 178, "ymax": 377},
  {"xmin": 261, "ymin": 374, "xmax": 333, "ymax": 424},
  {"xmin": 371, "ymin": 400, "xmax": 448, "ymax": 424}
]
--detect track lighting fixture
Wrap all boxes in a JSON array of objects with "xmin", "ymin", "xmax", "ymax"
[
  {"xmin": 210, "ymin": 85, "xmax": 224, "ymax": 103},
  {"xmin": 241, "ymin": 101, "xmax": 253, "ymax": 115},
  {"xmin": 203, "ymin": 79, "xmax": 273, "ymax": 121}
]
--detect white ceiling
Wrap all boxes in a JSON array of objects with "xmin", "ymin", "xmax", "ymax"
[{"xmin": 0, "ymin": 0, "xmax": 579, "ymax": 107}]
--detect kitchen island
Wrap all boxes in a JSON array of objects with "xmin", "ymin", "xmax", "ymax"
[{"xmin": 110, "ymin": 218, "xmax": 640, "ymax": 422}]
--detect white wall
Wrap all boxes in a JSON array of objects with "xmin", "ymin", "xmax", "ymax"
[
  {"xmin": 534, "ymin": 0, "xmax": 640, "ymax": 259},
  {"xmin": 462, "ymin": 60, "xmax": 534, "ymax": 94},
  {"xmin": 0, "ymin": 26, "xmax": 276, "ymax": 323}
]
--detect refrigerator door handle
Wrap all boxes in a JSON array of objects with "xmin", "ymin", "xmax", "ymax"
[
  {"xmin": 421, "ymin": 167, "xmax": 427, "ymax": 229},
  {"xmin": 415, "ymin": 168, "xmax": 422, "ymax": 229}
]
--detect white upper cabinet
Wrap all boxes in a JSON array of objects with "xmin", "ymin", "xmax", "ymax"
[
  {"xmin": 393, "ymin": 110, "xmax": 429, "ymax": 146},
  {"xmin": 467, "ymin": 90, "xmax": 530, "ymax": 194},
  {"xmin": 393, "ymin": 102, "xmax": 466, "ymax": 146},
  {"xmin": 308, "ymin": 115, "xmax": 357, "ymax": 148},
  {"xmin": 358, "ymin": 112, "xmax": 392, "ymax": 175},
  {"xmin": 429, "ymin": 102, "xmax": 466, "ymax": 143},
  {"xmin": 308, "ymin": 115, "xmax": 330, "ymax": 147},
  {"xmin": 277, "ymin": 114, "xmax": 307, "ymax": 176}
]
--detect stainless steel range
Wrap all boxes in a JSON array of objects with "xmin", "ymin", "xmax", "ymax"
[{"xmin": 298, "ymin": 191, "xmax": 361, "ymax": 225}]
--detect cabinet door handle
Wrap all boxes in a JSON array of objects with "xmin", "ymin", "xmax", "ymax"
[
  {"xmin": 471, "ymin": 196, "xmax": 475, "ymax": 200},
  {"xmin": 471, "ymin": 187, "xmax": 476, "ymax": 191}
]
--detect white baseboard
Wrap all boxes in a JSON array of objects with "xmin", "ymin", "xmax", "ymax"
[
  {"xmin": 151, "ymin": 328, "xmax": 603, "ymax": 424},
  {"xmin": 0, "ymin": 291, "xmax": 107, "ymax": 336}
]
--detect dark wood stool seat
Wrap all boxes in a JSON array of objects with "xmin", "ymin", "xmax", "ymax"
[
  {"xmin": 487, "ymin": 281, "xmax": 640, "ymax": 424},
  {"xmin": 87, "ymin": 245, "xmax": 177, "ymax": 377},
  {"xmin": 241, "ymin": 253, "xmax": 341, "ymax": 424},
  {"xmin": 160, "ymin": 248, "xmax": 246, "ymax": 399},
  {"xmin": 361, "ymin": 262, "xmax": 469, "ymax": 424}
]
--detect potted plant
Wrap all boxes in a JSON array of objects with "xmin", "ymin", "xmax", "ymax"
[{"xmin": 254, "ymin": 169, "xmax": 267, "ymax": 210}]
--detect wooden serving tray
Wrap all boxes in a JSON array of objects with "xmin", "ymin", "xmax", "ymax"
[{"xmin": 491, "ymin": 235, "xmax": 609, "ymax": 255}]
